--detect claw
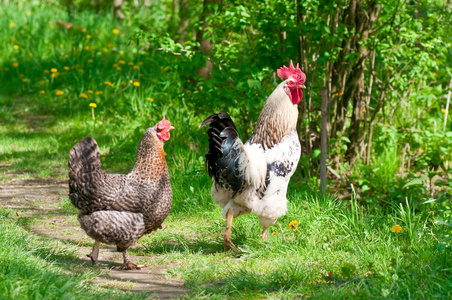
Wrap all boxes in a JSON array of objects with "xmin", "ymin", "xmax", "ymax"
[
  {"xmin": 259, "ymin": 228, "xmax": 268, "ymax": 242},
  {"xmin": 87, "ymin": 240, "xmax": 100, "ymax": 265},
  {"xmin": 222, "ymin": 209, "xmax": 238, "ymax": 252},
  {"xmin": 121, "ymin": 250, "xmax": 143, "ymax": 270}
]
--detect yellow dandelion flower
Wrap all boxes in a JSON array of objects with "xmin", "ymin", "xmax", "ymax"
[
  {"xmin": 289, "ymin": 220, "xmax": 299, "ymax": 231},
  {"xmin": 118, "ymin": 60, "xmax": 126, "ymax": 65},
  {"xmin": 84, "ymin": 46, "xmax": 90, "ymax": 51},
  {"xmin": 55, "ymin": 90, "xmax": 64, "ymax": 96},
  {"xmin": 87, "ymin": 90, "xmax": 93, "ymax": 94},
  {"xmin": 22, "ymin": 78, "xmax": 28, "ymax": 82},
  {"xmin": 104, "ymin": 81, "xmax": 114, "ymax": 87},
  {"xmin": 12, "ymin": 62, "xmax": 19, "ymax": 68},
  {"xmin": 51, "ymin": 73, "xmax": 59, "ymax": 78},
  {"xmin": 112, "ymin": 29, "xmax": 119, "ymax": 34},
  {"xmin": 96, "ymin": 91, "xmax": 103, "ymax": 95},
  {"xmin": 128, "ymin": 62, "xmax": 134, "ymax": 66},
  {"xmin": 89, "ymin": 103, "xmax": 97, "ymax": 108},
  {"xmin": 39, "ymin": 80, "xmax": 46, "ymax": 85},
  {"xmin": 133, "ymin": 66, "xmax": 139, "ymax": 70},
  {"xmin": 107, "ymin": 44, "xmax": 113, "ymax": 48},
  {"xmin": 391, "ymin": 225, "xmax": 402, "ymax": 233},
  {"xmin": 101, "ymin": 156, "xmax": 106, "ymax": 161},
  {"xmin": 64, "ymin": 66, "xmax": 70, "ymax": 71},
  {"xmin": 10, "ymin": 22, "xmax": 15, "ymax": 27},
  {"xmin": 442, "ymin": 109, "xmax": 448, "ymax": 113},
  {"xmin": 13, "ymin": 45, "xmax": 19, "ymax": 50},
  {"xmin": 51, "ymin": 68, "xmax": 58, "ymax": 73},
  {"xmin": 133, "ymin": 81, "xmax": 140, "ymax": 87},
  {"xmin": 40, "ymin": 90, "xmax": 45, "ymax": 94},
  {"xmin": 116, "ymin": 67, "xmax": 122, "ymax": 71},
  {"xmin": 102, "ymin": 48, "xmax": 108, "ymax": 52},
  {"xmin": 272, "ymin": 232, "xmax": 278, "ymax": 235},
  {"xmin": 339, "ymin": 92, "xmax": 344, "ymax": 96},
  {"xmin": 88, "ymin": 59, "xmax": 93, "ymax": 63},
  {"xmin": 86, "ymin": 35, "xmax": 91, "ymax": 39},
  {"xmin": 82, "ymin": 28, "xmax": 87, "ymax": 33},
  {"xmin": 147, "ymin": 97, "xmax": 154, "ymax": 101},
  {"xmin": 80, "ymin": 93, "xmax": 88, "ymax": 98}
]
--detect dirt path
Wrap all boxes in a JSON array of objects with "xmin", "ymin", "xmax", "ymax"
[{"xmin": 0, "ymin": 178, "xmax": 188, "ymax": 299}]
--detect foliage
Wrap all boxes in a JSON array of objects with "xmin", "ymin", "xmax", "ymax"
[{"xmin": 0, "ymin": 1, "xmax": 452, "ymax": 297}]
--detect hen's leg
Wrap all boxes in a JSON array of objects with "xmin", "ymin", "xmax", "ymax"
[
  {"xmin": 121, "ymin": 250, "xmax": 145, "ymax": 270},
  {"xmin": 87, "ymin": 240, "xmax": 100, "ymax": 265},
  {"xmin": 259, "ymin": 227, "xmax": 268, "ymax": 241},
  {"xmin": 221, "ymin": 209, "xmax": 236, "ymax": 251}
]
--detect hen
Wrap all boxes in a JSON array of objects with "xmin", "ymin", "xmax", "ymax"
[
  {"xmin": 199, "ymin": 61, "xmax": 305, "ymax": 250},
  {"xmin": 68, "ymin": 116, "xmax": 174, "ymax": 270}
]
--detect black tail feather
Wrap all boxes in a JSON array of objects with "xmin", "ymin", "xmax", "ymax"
[{"xmin": 199, "ymin": 111, "xmax": 245, "ymax": 191}]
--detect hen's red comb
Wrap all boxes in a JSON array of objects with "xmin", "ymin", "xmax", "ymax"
[
  {"xmin": 277, "ymin": 60, "xmax": 306, "ymax": 84},
  {"xmin": 157, "ymin": 115, "xmax": 172, "ymax": 130}
]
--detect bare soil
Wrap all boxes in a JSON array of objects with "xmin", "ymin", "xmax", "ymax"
[{"xmin": 0, "ymin": 177, "xmax": 188, "ymax": 299}]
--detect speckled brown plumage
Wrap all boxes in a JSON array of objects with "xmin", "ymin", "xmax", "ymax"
[{"xmin": 68, "ymin": 123, "xmax": 173, "ymax": 270}]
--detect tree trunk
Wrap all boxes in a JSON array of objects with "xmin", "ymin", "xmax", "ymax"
[
  {"xmin": 196, "ymin": 0, "xmax": 218, "ymax": 79},
  {"xmin": 320, "ymin": 86, "xmax": 329, "ymax": 193},
  {"xmin": 176, "ymin": 0, "xmax": 191, "ymax": 44}
]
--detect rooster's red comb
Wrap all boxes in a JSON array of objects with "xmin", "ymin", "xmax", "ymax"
[{"xmin": 277, "ymin": 60, "xmax": 306, "ymax": 84}]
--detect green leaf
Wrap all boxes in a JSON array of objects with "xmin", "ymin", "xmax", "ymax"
[{"xmin": 403, "ymin": 178, "xmax": 426, "ymax": 189}]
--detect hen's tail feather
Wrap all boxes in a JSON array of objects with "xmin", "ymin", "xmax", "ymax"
[
  {"xmin": 199, "ymin": 111, "xmax": 246, "ymax": 192},
  {"xmin": 68, "ymin": 137, "xmax": 103, "ymax": 210}
]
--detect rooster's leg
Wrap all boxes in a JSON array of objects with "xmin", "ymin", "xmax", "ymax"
[
  {"xmin": 121, "ymin": 250, "xmax": 145, "ymax": 270},
  {"xmin": 259, "ymin": 227, "xmax": 268, "ymax": 241},
  {"xmin": 221, "ymin": 209, "xmax": 236, "ymax": 251},
  {"xmin": 87, "ymin": 240, "xmax": 100, "ymax": 265}
]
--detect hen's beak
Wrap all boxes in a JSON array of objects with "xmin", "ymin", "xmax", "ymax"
[
  {"xmin": 170, "ymin": 126, "xmax": 175, "ymax": 130},
  {"xmin": 298, "ymin": 84, "xmax": 306, "ymax": 89}
]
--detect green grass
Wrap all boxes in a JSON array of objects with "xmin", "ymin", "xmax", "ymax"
[
  {"xmin": 0, "ymin": 212, "xmax": 150, "ymax": 299},
  {"xmin": 1, "ymin": 2, "xmax": 452, "ymax": 299}
]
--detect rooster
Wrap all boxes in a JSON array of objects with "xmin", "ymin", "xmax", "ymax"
[
  {"xmin": 199, "ymin": 61, "xmax": 305, "ymax": 251},
  {"xmin": 68, "ymin": 116, "xmax": 174, "ymax": 270}
]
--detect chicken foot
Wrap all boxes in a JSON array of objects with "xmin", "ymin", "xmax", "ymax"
[
  {"xmin": 259, "ymin": 227, "xmax": 268, "ymax": 242},
  {"xmin": 121, "ymin": 251, "xmax": 145, "ymax": 270},
  {"xmin": 221, "ymin": 209, "xmax": 238, "ymax": 252},
  {"xmin": 87, "ymin": 240, "xmax": 100, "ymax": 265}
]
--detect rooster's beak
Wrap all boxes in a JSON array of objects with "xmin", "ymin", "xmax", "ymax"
[{"xmin": 299, "ymin": 84, "xmax": 306, "ymax": 89}]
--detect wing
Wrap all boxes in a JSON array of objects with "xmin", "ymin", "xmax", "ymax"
[
  {"xmin": 260, "ymin": 130, "xmax": 301, "ymax": 198},
  {"xmin": 69, "ymin": 137, "xmax": 139, "ymax": 213}
]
